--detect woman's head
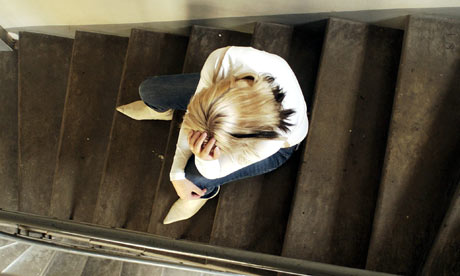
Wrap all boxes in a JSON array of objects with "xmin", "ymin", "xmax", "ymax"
[{"xmin": 182, "ymin": 73, "xmax": 294, "ymax": 162}]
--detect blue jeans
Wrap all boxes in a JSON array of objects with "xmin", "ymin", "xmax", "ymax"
[{"xmin": 139, "ymin": 73, "xmax": 297, "ymax": 198}]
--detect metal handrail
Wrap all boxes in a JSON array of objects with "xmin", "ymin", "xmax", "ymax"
[{"xmin": 0, "ymin": 209, "xmax": 396, "ymax": 276}]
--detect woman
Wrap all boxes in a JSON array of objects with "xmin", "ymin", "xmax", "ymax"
[{"xmin": 117, "ymin": 46, "xmax": 309, "ymax": 224}]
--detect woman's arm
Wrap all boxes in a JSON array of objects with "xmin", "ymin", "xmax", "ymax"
[
  {"xmin": 169, "ymin": 127, "xmax": 193, "ymax": 181},
  {"xmin": 194, "ymin": 138, "xmax": 285, "ymax": 179}
]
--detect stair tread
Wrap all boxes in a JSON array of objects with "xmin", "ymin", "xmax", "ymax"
[
  {"xmin": 209, "ymin": 22, "xmax": 295, "ymax": 257},
  {"xmin": 43, "ymin": 252, "xmax": 87, "ymax": 276},
  {"xmin": 366, "ymin": 15, "xmax": 460, "ymax": 275},
  {"xmin": 49, "ymin": 31, "xmax": 128, "ymax": 223},
  {"xmin": 282, "ymin": 18, "xmax": 403, "ymax": 267},
  {"xmin": 163, "ymin": 267, "xmax": 201, "ymax": 276},
  {"xmin": 92, "ymin": 29, "xmax": 188, "ymax": 232},
  {"xmin": 0, "ymin": 243, "xmax": 29, "ymax": 271},
  {"xmin": 147, "ymin": 25, "xmax": 251, "ymax": 242},
  {"xmin": 120, "ymin": 262, "xmax": 163, "ymax": 276},
  {"xmin": 18, "ymin": 32, "xmax": 73, "ymax": 216},
  {"xmin": 2, "ymin": 245, "xmax": 55, "ymax": 275},
  {"xmin": 0, "ymin": 239, "xmax": 13, "ymax": 248},
  {"xmin": 251, "ymin": 22, "xmax": 293, "ymax": 58},
  {"xmin": 0, "ymin": 51, "xmax": 18, "ymax": 211},
  {"xmin": 81, "ymin": 257, "xmax": 123, "ymax": 276}
]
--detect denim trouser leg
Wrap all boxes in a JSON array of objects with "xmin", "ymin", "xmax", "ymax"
[
  {"xmin": 139, "ymin": 73, "xmax": 201, "ymax": 112},
  {"xmin": 184, "ymin": 145, "xmax": 297, "ymax": 198}
]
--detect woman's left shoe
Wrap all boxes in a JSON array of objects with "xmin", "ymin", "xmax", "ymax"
[
  {"xmin": 116, "ymin": 100, "xmax": 173, "ymax": 120},
  {"xmin": 163, "ymin": 186, "xmax": 220, "ymax": 225}
]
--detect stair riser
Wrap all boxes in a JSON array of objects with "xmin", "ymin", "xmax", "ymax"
[
  {"xmin": 421, "ymin": 170, "xmax": 460, "ymax": 275},
  {"xmin": 287, "ymin": 21, "xmax": 326, "ymax": 112}
]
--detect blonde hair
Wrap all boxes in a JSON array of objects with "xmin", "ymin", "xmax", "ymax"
[{"xmin": 182, "ymin": 72, "xmax": 294, "ymax": 164}]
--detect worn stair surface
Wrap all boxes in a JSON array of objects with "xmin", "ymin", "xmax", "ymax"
[
  {"xmin": 0, "ymin": 50, "xmax": 18, "ymax": 211},
  {"xmin": 92, "ymin": 29, "xmax": 188, "ymax": 232},
  {"xmin": 209, "ymin": 22, "xmax": 295, "ymax": 260},
  {"xmin": 0, "ymin": 243, "xmax": 29, "ymax": 271},
  {"xmin": 49, "ymin": 31, "xmax": 129, "ymax": 223},
  {"xmin": 18, "ymin": 32, "xmax": 73, "ymax": 216},
  {"xmin": 43, "ymin": 252, "xmax": 88, "ymax": 276},
  {"xmin": 120, "ymin": 262, "xmax": 163, "ymax": 276},
  {"xmin": 2, "ymin": 246, "xmax": 55, "ymax": 275},
  {"xmin": 282, "ymin": 18, "xmax": 403, "ymax": 268},
  {"xmin": 147, "ymin": 25, "xmax": 251, "ymax": 242},
  {"xmin": 366, "ymin": 15, "xmax": 460, "ymax": 275},
  {"xmin": 80, "ymin": 258, "xmax": 123, "ymax": 276},
  {"xmin": 0, "ymin": 238, "xmax": 13, "ymax": 248}
]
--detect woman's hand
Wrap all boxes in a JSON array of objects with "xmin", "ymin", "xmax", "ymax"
[
  {"xmin": 172, "ymin": 179, "xmax": 207, "ymax": 200},
  {"xmin": 188, "ymin": 130, "xmax": 221, "ymax": 161}
]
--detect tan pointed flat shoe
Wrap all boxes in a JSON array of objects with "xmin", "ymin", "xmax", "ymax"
[
  {"xmin": 116, "ymin": 100, "xmax": 173, "ymax": 120},
  {"xmin": 163, "ymin": 187, "xmax": 220, "ymax": 225}
]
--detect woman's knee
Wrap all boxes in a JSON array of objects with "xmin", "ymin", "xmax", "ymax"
[
  {"xmin": 139, "ymin": 78, "xmax": 156, "ymax": 102},
  {"xmin": 185, "ymin": 168, "xmax": 206, "ymax": 186},
  {"xmin": 139, "ymin": 77, "xmax": 168, "ymax": 111},
  {"xmin": 184, "ymin": 159, "xmax": 212, "ymax": 188}
]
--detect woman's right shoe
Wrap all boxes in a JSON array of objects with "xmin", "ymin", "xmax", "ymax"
[
  {"xmin": 163, "ymin": 186, "xmax": 220, "ymax": 225},
  {"xmin": 116, "ymin": 100, "xmax": 173, "ymax": 120}
]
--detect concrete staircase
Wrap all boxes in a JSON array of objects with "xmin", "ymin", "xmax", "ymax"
[{"xmin": 0, "ymin": 15, "xmax": 459, "ymax": 275}]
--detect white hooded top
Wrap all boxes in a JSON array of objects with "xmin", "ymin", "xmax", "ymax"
[{"xmin": 169, "ymin": 46, "xmax": 309, "ymax": 180}]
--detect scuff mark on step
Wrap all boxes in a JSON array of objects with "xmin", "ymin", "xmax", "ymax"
[{"xmin": 152, "ymin": 150, "xmax": 164, "ymax": 160}]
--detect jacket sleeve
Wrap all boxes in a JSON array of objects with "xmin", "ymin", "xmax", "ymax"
[{"xmin": 193, "ymin": 139, "xmax": 285, "ymax": 179}]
